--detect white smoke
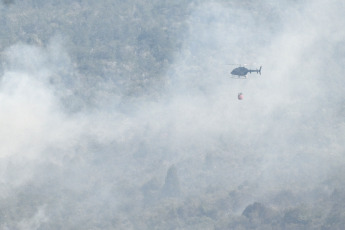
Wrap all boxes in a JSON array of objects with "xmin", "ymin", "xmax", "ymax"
[{"xmin": 1, "ymin": 0, "xmax": 345, "ymax": 228}]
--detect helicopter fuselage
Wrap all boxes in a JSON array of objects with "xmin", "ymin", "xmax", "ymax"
[{"xmin": 231, "ymin": 67, "xmax": 249, "ymax": 76}]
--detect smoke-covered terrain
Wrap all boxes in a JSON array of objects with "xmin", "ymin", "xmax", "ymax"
[{"xmin": 1, "ymin": 0, "xmax": 345, "ymax": 229}]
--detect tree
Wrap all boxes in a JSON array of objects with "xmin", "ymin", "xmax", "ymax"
[
  {"xmin": 162, "ymin": 165, "xmax": 181, "ymax": 197},
  {"xmin": 2, "ymin": 0, "xmax": 14, "ymax": 6}
]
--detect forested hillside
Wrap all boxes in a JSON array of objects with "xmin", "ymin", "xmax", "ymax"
[
  {"xmin": 1, "ymin": 0, "xmax": 345, "ymax": 229},
  {"xmin": 1, "ymin": 0, "xmax": 192, "ymax": 105}
]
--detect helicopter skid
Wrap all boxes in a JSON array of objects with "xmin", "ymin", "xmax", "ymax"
[{"xmin": 230, "ymin": 76, "xmax": 247, "ymax": 79}]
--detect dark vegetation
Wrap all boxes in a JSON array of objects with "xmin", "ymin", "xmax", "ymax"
[
  {"xmin": 1, "ymin": 0, "xmax": 345, "ymax": 229},
  {"xmin": 1, "ymin": 0, "xmax": 190, "ymax": 104}
]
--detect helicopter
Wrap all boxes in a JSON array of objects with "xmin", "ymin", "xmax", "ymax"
[
  {"xmin": 228, "ymin": 64, "xmax": 262, "ymax": 100},
  {"xmin": 230, "ymin": 65, "xmax": 262, "ymax": 79}
]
